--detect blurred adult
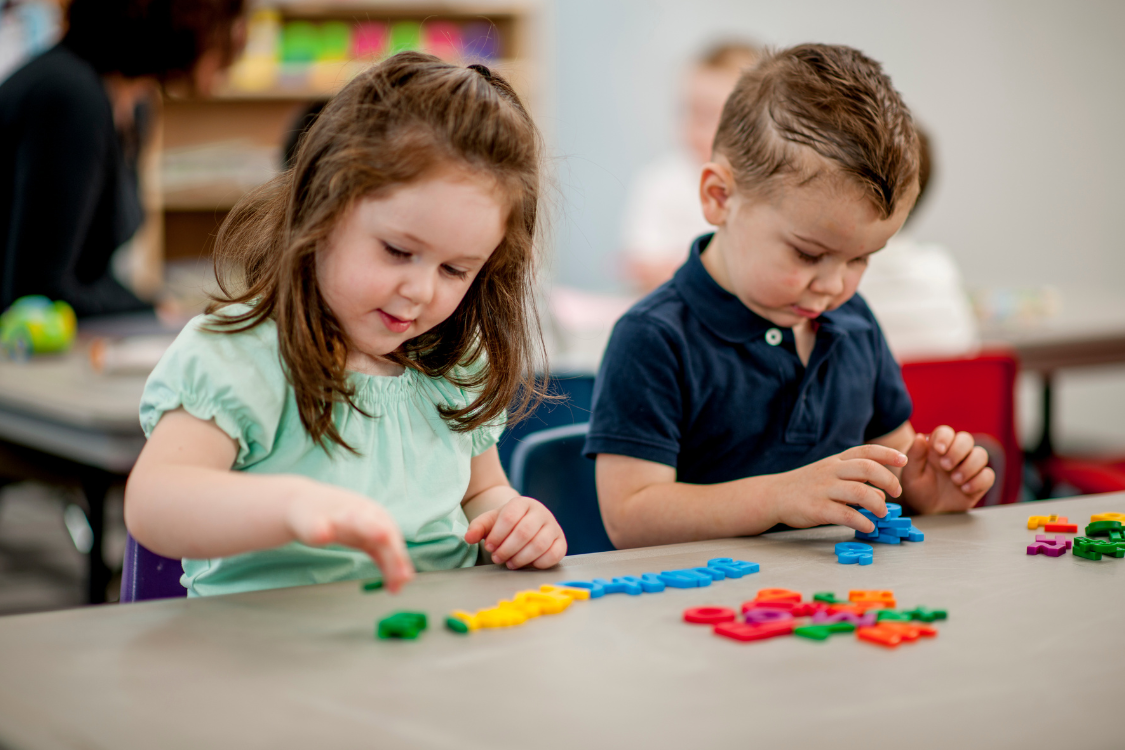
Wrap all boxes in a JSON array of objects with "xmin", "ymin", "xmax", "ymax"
[
  {"xmin": 0, "ymin": 0, "xmax": 245, "ymax": 318},
  {"xmin": 619, "ymin": 40, "xmax": 760, "ymax": 293}
]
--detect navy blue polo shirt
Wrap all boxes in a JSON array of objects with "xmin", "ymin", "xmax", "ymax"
[{"xmin": 584, "ymin": 234, "xmax": 912, "ymax": 484}]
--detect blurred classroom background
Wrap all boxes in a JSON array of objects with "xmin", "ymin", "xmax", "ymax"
[{"xmin": 1, "ymin": 0, "xmax": 1123, "ymax": 613}]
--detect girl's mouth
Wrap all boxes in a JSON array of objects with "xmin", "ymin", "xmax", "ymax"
[{"xmin": 377, "ymin": 309, "xmax": 413, "ymax": 333}]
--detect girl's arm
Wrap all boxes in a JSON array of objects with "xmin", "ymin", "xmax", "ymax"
[
  {"xmin": 461, "ymin": 447, "xmax": 567, "ymax": 569},
  {"xmin": 595, "ymin": 446, "xmax": 907, "ymax": 549},
  {"xmin": 124, "ymin": 408, "xmax": 415, "ymax": 591}
]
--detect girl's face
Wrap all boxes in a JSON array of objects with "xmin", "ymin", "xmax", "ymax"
[{"xmin": 317, "ymin": 169, "xmax": 507, "ymax": 371}]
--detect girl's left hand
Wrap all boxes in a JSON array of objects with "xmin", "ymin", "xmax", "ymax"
[{"xmin": 464, "ymin": 496, "xmax": 567, "ymax": 569}]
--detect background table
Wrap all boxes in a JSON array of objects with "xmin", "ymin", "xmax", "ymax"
[
  {"xmin": 0, "ymin": 494, "xmax": 1121, "ymax": 750},
  {"xmin": 0, "ymin": 313, "xmax": 169, "ymax": 603},
  {"xmin": 982, "ymin": 287, "xmax": 1125, "ymax": 460}
]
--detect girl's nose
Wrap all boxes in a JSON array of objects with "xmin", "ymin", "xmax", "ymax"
[{"xmin": 399, "ymin": 266, "xmax": 435, "ymax": 306}]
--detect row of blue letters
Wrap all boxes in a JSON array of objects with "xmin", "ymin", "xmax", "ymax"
[{"xmin": 557, "ymin": 558, "xmax": 760, "ymax": 598}]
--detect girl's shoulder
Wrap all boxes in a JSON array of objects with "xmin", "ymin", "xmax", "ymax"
[{"xmin": 173, "ymin": 303, "xmax": 281, "ymax": 363}]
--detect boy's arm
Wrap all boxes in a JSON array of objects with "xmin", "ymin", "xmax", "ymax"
[
  {"xmin": 867, "ymin": 422, "xmax": 994, "ymax": 513},
  {"xmin": 461, "ymin": 447, "xmax": 567, "ymax": 569},
  {"xmin": 596, "ymin": 446, "xmax": 906, "ymax": 549},
  {"xmin": 125, "ymin": 408, "xmax": 414, "ymax": 591}
]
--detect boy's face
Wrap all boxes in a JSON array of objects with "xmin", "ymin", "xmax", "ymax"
[{"xmin": 699, "ymin": 158, "xmax": 916, "ymax": 328}]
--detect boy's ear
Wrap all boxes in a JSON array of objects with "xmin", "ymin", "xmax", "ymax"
[{"xmin": 700, "ymin": 161, "xmax": 735, "ymax": 226}]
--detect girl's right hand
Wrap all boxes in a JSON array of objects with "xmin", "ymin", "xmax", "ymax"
[
  {"xmin": 286, "ymin": 483, "xmax": 415, "ymax": 592},
  {"xmin": 769, "ymin": 445, "xmax": 907, "ymax": 533}
]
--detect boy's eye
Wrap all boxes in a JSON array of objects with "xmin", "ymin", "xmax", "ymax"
[
  {"xmin": 849, "ymin": 255, "xmax": 871, "ymax": 266},
  {"xmin": 442, "ymin": 264, "xmax": 469, "ymax": 280},
  {"xmin": 794, "ymin": 248, "xmax": 822, "ymax": 265},
  {"xmin": 384, "ymin": 243, "xmax": 410, "ymax": 259}
]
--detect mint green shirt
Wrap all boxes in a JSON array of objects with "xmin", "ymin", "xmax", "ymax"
[{"xmin": 139, "ymin": 306, "xmax": 502, "ymax": 596}]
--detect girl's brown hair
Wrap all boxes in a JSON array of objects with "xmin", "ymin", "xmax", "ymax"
[
  {"xmin": 207, "ymin": 52, "xmax": 546, "ymax": 452},
  {"xmin": 713, "ymin": 43, "xmax": 920, "ymax": 218}
]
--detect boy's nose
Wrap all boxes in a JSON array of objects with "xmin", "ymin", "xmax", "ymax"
[{"xmin": 810, "ymin": 267, "xmax": 846, "ymax": 297}]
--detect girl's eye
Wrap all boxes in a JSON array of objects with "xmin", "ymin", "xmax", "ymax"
[
  {"xmin": 794, "ymin": 248, "xmax": 822, "ymax": 265},
  {"xmin": 442, "ymin": 265, "xmax": 469, "ymax": 280},
  {"xmin": 384, "ymin": 244, "xmax": 410, "ymax": 259},
  {"xmin": 849, "ymin": 255, "xmax": 871, "ymax": 266}
]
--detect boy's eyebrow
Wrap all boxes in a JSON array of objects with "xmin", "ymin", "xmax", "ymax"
[{"xmin": 792, "ymin": 234, "xmax": 839, "ymax": 253}]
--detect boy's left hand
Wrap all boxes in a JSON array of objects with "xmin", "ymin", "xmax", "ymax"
[
  {"xmin": 902, "ymin": 425, "xmax": 995, "ymax": 512},
  {"xmin": 464, "ymin": 495, "xmax": 567, "ymax": 570}
]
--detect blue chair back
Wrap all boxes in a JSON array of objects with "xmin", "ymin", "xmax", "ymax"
[
  {"xmin": 497, "ymin": 373, "xmax": 595, "ymax": 475},
  {"xmin": 509, "ymin": 422, "xmax": 614, "ymax": 555},
  {"xmin": 120, "ymin": 533, "xmax": 186, "ymax": 602}
]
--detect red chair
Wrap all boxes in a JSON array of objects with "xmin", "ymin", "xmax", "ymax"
[
  {"xmin": 900, "ymin": 351, "xmax": 1021, "ymax": 505},
  {"xmin": 1042, "ymin": 457, "xmax": 1125, "ymax": 496}
]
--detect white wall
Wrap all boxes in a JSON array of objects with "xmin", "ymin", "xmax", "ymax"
[{"xmin": 544, "ymin": 0, "xmax": 1125, "ymax": 451}]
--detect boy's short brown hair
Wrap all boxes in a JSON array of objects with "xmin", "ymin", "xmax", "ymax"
[{"xmin": 713, "ymin": 43, "xmax": 920, "ymax": 218}]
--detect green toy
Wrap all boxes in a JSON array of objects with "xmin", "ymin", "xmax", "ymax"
[
  {"xmin": 0, "ymin": 296, "xmax": 77, "ymax": 360},
  {"xmin": 794, "ymin": 622, "xmax": 855, "ymax": 640},
  {"xmin": 376, "ymin": 611, "xmax": 427, "ymax": 639}
]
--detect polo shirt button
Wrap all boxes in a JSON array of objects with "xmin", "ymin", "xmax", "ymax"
[{"xmin": 765, "ymin": 328, "xmax": 782, "ymax": 346}]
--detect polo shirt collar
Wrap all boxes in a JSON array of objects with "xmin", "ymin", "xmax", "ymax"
[{"xmin": 673, "ymin": 233, "xmax": 873, "ymax": 342}]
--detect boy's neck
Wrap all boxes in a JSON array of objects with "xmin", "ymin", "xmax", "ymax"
[{"xmin": 701, "ymin": 231, "xmax": 816, "ymax": 364}]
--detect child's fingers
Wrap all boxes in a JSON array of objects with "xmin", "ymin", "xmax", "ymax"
[
  {"xmin": 958, "ymin": 466, "xmax": 995, "ymax": 502},
  {"xmin": 530, "ymin": 537, "xmax": 567, "ymax": 569},
  {"xmin": 490, "ymin": 513, "xmax": 547, "ymax": 565},
  {"xmin": 902, "ymin": 432, "xmax": 929, "ymax": 483},
  {"xmin": 483, "ymin": 499, "xmax": 531, "ymax": 554},
  {"xmin": 345, "ymin": 515, "xmax": 414, "ymax": 593},
  {"xmin": 829, "ymin": 483, "xmax": 885, "ymax": 528},
  {"xmin": 929, "ymin": 425, "xmax": 957, "ymax": 455},
  {"xmin": 823, "ymin": 501, "xmax": 877, "ymax": 533},
  {"xmin": 463, "ymin": 511, "xmax": 497, "ymax": 545},
  {"xmin": 837, "ymin": 459, "xmax": 902, "ymax": 499},
  {"xmin": 503, "ymin": 525, "xmax": 558, "ymax": 569},
  {"xmin": 936, "ymin": 431, "xmax": 975, "ymax": 471},
  {"xmin": 840, "ymin": 444, "xmax": 908, "ymax": 469},
  {"xmin": 950, "ymin": 445, "xmax": 990, "ymax": 486}
]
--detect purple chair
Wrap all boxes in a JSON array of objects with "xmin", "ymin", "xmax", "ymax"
[{"xmin": 119, "ymin": 533, "xmax": 186, "ymax": 602}]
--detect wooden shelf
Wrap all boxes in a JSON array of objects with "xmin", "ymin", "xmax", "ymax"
[{"xmin": 140, "ymin": 1, "xmax": 538, "ymax": 297}]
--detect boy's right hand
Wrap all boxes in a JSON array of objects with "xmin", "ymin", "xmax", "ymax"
[
  {"xmin": 287, "ymin": 484, "xmax": 415, "ymax": 592},
  {"xmin": 770, "ymin": 445, "xmax": 907, "ymax": 533}
]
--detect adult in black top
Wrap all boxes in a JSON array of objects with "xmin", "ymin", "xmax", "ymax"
[{"xmin": 0, "ymin": 0, "xmax": 244, "ymax": 318}]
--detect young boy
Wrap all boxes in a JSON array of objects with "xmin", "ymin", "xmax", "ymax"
[{"xmin": 585, "ymin": 44, "xmax": 995, "ymax": 549}]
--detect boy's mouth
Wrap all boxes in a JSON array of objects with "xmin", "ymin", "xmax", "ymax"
[
  {"xmin": 790, "ymin": 305, "xmax": 824, "ymax": 319},
  {"xmin": 377, "ymin": 309, "xmax": 413, "ymax": 333}
]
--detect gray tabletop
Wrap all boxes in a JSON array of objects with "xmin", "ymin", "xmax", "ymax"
[{"xmin": 0, "ymin": 494, "xmax": 1122, "ymax": 750}]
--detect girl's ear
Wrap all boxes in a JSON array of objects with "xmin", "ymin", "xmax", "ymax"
[{"xmin": 699, "ymin": 160, "xmax": 736, "ymax": 226}]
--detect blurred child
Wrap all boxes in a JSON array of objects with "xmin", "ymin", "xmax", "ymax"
[
  {"xmin": 587, "ymin": 44, "xmax": 995, "ymax": 549},
  {"xmin": 859, "ymin": 127, "xmax": 981, "ymax": 361},
  {"xmin": 620, "ymin": 40, "xmax": 759, "ymax": 293},
  {"xmin": 125, "ymin": 54, "xmax": 566, "ymax": 595}
]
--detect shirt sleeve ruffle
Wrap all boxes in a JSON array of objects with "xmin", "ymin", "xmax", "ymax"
[{"xmin": 139, "ymin": 311, "xmax": 289, "ymax": 468}]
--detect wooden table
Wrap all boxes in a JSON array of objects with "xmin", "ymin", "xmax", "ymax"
[
  {"xmin": 0, "ymin": 313, "xmax": 171, "ymax": 603},
  {"xmin": 0, "ymin": 494, "xmax": 1120, "ymax": 750}
]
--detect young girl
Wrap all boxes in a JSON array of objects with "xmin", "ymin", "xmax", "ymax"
[{"xmin": 125, "ymin": 53, "xmax": 567, "ymax": 595}]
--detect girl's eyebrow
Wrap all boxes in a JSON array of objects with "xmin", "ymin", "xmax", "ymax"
[{"xmin": 390, "ymin": 232, "xmax": 485, "ymax": 262}]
